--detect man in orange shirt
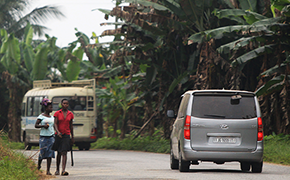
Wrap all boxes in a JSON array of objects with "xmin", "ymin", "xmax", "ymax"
[{"xmin": 53, "ymin": 99, "xmax": 74, "ymax": 176}]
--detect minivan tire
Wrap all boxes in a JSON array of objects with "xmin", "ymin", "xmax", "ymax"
[
  {"xmin": 252, "ymin": 161, "xmax": 263, "ymax": 173},
  {"xmin": 179, "ymin": 152, "xmax": 190, "ymax": 172},
  {"xmin": 240, "ymin": 162, "xmax": 250, "ymax": 172},
  {"xmin": 170, "ymin": 149, "xmax": 178, "ymax": 170}
]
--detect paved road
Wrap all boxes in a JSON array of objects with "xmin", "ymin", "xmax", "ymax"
[{"xmin": 22, "ymin": 150, "xmax": 290, "ymax": 180}]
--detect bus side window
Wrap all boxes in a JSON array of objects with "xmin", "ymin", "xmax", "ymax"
[
  {"xmin": 21, "ymin": 103, "xmax": 26, "ymax": 116},
  {"xmin": 33, "ymin": 97, "xmax": 42, "ymax": 116},
  {"xmin": 26, "ymin": 96, "xmax": 43, "ymax": 116},
  {"xmin": 26, "ymin": 97, "xmax": 33, "ymax": 116}
]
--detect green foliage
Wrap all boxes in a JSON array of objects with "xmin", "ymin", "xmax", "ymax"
[
  {"xmin": 91, "ymin": 131, "xmax": 170, "ymax": 154},
  {"xmin": 0, "ymin": 138, "xmax": 42, "ymax": 180},
  {"xmin": 264, "ymin": 133, "xmax": 290, "ymax": 165}
]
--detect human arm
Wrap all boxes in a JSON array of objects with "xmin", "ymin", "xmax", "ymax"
[
  {"xmin": 53, "ymin": 116, "xmax": 62, "ymax": 138},
  {"xmin": 35, "ymin": 118, "xmax": 49, "ymax": 129}
]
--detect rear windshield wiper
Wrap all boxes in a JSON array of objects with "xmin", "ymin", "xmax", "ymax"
[{"xmin": 203, "ymin": 114, "xmax": 226, "ymax": 118}]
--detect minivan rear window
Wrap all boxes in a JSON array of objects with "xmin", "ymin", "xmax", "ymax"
[{"xmin": 191, "ymin": 94, "xmax": 256, "ymax": 119}]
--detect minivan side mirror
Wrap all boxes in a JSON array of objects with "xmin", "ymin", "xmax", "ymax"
[{"xmin": 167, "ymin": 110, "xmax": 176, "ymax": 118}]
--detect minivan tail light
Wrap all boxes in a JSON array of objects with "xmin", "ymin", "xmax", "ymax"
[
  {"xmin": 257, "ymin": 117, "xmax": 263, "ymax": 141},
  {"xmin": 184, "ymin": 115, "xmax": 191, "ymax": 140}
]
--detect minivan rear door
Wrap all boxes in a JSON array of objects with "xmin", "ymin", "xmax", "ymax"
[{"xmin": 190, "ymin": 92, "xmax": 258, "ymax": 152}]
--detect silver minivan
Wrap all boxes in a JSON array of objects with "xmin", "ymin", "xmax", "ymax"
[{"xmin": 167, "ymin": 90, "xmax": 263, "ymax": 173}]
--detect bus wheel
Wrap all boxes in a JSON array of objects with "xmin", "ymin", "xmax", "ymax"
[
  {"xmin": 25, "ymin": 140, "xmax": 31, "ymax": 150},
  {"xmin": 84, "ymin": 143, "xmax": 91, "ymax": 150}
]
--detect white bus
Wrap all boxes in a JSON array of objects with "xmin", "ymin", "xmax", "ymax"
[{"xmin": 21, "ymin": 79, "xmax": 97, "ymax": 150}]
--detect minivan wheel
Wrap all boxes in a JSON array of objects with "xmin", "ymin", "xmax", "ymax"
[
  {"xmin": 252, "ymin": 161, "xmax": 263, "ymax": 173},
  {"xmin": 240, "ymin": 162, "xmax": 250, "ymax": 172},
  {"xmin": 170, "ymin": 149, "xmax": 178, "ymax": 170},
  {"xmin": 178, "ymin": 152, "xmax": 190, "ymax": 172}
]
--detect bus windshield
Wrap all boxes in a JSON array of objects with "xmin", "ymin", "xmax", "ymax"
[{"xmin": 52, "ymin": 96, "xmax": 92, "ymax": 111}]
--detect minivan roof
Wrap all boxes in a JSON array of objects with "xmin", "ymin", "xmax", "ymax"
[{"xmin": 183, "ymin": 89, "xmax": 255, "ymax": 96}]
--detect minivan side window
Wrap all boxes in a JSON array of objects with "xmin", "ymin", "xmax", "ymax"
[{"xmin": 177, "ymin": 94, "xmax": 190, "ymax": 118}]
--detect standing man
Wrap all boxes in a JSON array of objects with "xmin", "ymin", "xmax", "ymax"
[{"xmin": 53, "ymin": 99, "xmax": 74, "ymax": 176}]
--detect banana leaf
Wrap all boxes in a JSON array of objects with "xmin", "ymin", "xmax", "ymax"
[
  {"xmin": 231, "ymin": 44, "xmax": 276, "ymax": 68},
  {"xmin": 282, "ymin": 5, "xmax": 290, "ymax": 17},
  {"xmin": 214, "ymin": 9, "xmax": 266, "ymax": 21},
  {"xmin": 260, "ymin": 56, "xmax": 290, "ymax": 77},
  {"xmin": 23, "ymin": 45, "xmax": 34, "ymax": 72},
  {"xmin": 24, "ymin": 24, "xmax": 33, "ymax": 45},
  {"xmin": 144, "ymin": 65, "xmax": 157, "ymax": 86},
  {"xmin": 217, "ymin": 37, "xmax": 254, "ymax": 54},
  {"xmin": 255, "ymin": 75, "xmax": 290, "ymax": 96},
  {"xmin": 0, "ymin": 34, "xmax": 21, "ymax": 74},
  {"xmin": 161, "ymin": 0, "xmax": 185, "ymax": 18},
  {"xmin": 66, "ymin": 47, "xmax": 83, "ymax": 82},
  {"xmin": 125, "ymin": 0, "xmax": 170, "ymax": 11},
  {"xmin": 32, "ymin": 44, "xmax": 49, "ymax": 80},
  {"xmin": 188, "ymin": 17, "xmax": 281, "ymax": 43},
  {"xmin": 238, "ymin": 0, "xmax": 257, "ymax": 12}
]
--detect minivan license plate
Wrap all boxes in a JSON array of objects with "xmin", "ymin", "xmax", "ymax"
[{"xmin": 213, "ymin": 137, "xmax": 236, "ymax": 144}]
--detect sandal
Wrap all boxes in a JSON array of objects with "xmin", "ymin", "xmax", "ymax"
[
  {"xmin": 61, "ymin": 171, "xmax": 69, "ymax": 176},
  {"xmin": 55, "ymin": 171, "xmax": 60, "ymax": 175}
]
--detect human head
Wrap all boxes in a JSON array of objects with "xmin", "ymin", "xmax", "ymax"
[
  {"xmin": 61, "ymin": 98, "xmax": 69, "ymax": 110},
  {"xmin": 40, "ymin": 98, "xmax": 52, "ymax": 113}
]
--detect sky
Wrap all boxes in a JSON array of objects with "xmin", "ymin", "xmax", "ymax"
[{"xmin": 27, "ymin": 0, "xmax": 120, "ymax": 47}]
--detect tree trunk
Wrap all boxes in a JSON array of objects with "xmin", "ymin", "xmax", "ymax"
[
  {"xmin": 7, "ymin": 87, "xmax": 22, "ymax": 142},
  {"xmin": 120, "ymin": 110, "xmax": 127, "ymax": 139},
  {"xmin": 2, "ymin": 71, "xmax": 27, "ymax": 142},
  {"xmin": 96, "ymin": 105, "xmax": 103, "ymax": 138}
]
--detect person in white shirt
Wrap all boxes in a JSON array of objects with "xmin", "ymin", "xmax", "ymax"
[{"xmin": 35, "ymin": 98, "xmax": 55, "ymax": 175}]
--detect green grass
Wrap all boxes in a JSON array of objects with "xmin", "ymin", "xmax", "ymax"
[
  {"xmin": 0, "ymin": 137, "xmax": 44, "ymax": 180},
  {"xmin": 263, "ymin": 133, "xmax": 290, "ymax": 165},
  {"xmin": 91, "ymin": 131, "xmax": 170, "ymax": 154}
]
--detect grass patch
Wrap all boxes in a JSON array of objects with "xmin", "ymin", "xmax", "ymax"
[
  {"xmin": 0, "ymin": 137, "xmax": 45, "ymax": 180},
  {"xmin": 263, "ymin": 133, "xmax": 290, "ymax": 165},
  {"xmin": 91, "ymin": 131, "xmax": 170, "ymax": 154}
]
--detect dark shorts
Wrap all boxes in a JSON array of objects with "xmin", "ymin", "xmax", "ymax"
[
  {"xmin": 39, "ymin": 136, "xmax": 55, "ymax": 160},
  {"xmin": 52, "ymin": 134, "xmax": 71, "ymax": 152}
]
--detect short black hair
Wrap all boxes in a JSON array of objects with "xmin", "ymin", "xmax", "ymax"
[{"xmin": 61, "ymin": 98, "xmax": 69, "ymax": 103}]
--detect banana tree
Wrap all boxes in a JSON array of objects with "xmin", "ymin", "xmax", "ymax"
[
  {"xmin": 96, "ymin": 75, "xmax": 142, "ymax": 138},
  {"xmin": 98, "ymin": 0, "xmax": 227, "ymax": 138},
  {"xmin": 0, "ymin": 24, "xmax": 74, "ymax": 141},
  {"xmin": 188, "ymin": 0, "xmax": 290, "ymax": 134}
]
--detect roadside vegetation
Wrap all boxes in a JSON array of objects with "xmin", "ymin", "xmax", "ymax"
[
  {"xmin": 91, "ymin": 130, "xmax": 170, "ymax": 154},
  {"xmin": 263, "ymin": 134, "xmax": 290, "ymax": 165},
  {"xmin": 0, "ymin": 133, "xmax": 45, "ymax": 180}
]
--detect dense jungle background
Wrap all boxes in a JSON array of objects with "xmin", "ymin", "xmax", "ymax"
[{"xmin": 0, "ymin": 0, "xmax": 290, "ymax": 142}]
